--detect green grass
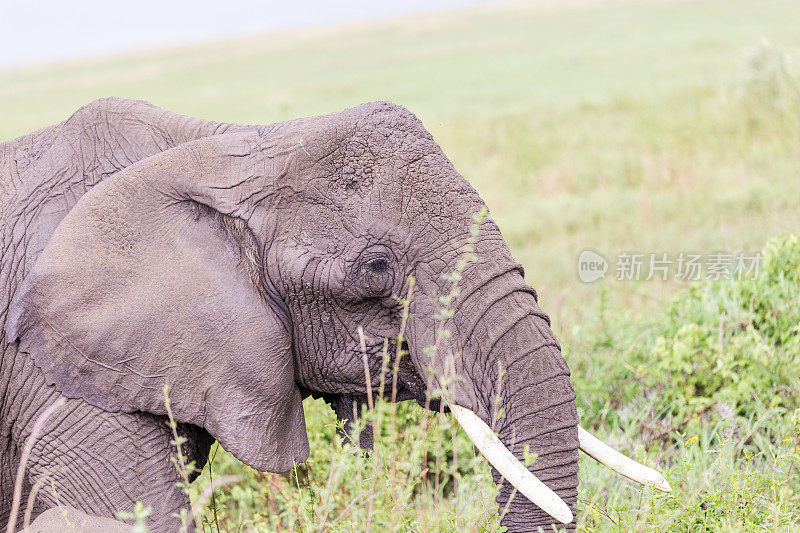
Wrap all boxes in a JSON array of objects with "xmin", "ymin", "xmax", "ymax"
[{"xmin": 3, "ymin": 0, "xmax": 800, "ymax": 531}]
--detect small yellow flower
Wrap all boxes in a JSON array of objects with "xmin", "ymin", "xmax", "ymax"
[
  {"xmin": 686, "ymin": 435, "xmax": 698, "ymax": 444},
  {"xmin": 784, "ymin": 438, "xmax": 793, "ymax": 443}
]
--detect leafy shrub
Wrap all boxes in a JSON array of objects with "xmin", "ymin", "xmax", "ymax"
[
  {"xmin": 643, "ymin": 234, "xmax": 800, "ymax": 422},
  {"xmin": 574, "ymin": 235, "xmax": 800, "ymax": 531}
]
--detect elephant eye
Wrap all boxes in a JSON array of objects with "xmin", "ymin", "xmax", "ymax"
[{"xmin": 354, "ymin": 247, "xmax": 397, "ymax": 299}]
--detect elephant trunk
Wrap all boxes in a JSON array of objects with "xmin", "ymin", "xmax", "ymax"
[
  {"xmin": 467, "ymin": 284, "xmax": 579, "ymax": 531},
  {"xmin": 490, "ymin": 342, "xmax": 579, "ymax": 531},
  {"xmin": 409, "ymin": 263, "xmax": 580, "ymax": 531}
]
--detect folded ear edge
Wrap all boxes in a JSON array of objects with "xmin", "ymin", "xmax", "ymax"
[{"xmin": 11, "ymin": 310, "xmax": 132, "ymax": 414}]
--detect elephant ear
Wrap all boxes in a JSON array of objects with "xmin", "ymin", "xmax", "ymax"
[{"xmin": 4, "ymin": 132, "xmax": 309, "ymax": 472}]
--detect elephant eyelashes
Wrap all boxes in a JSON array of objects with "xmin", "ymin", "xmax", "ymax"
[{"xmin": 365, "ymin": 257, "xmax": 390, "ymax": 274}]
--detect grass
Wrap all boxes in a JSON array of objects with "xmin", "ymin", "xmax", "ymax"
[{"xmin": 2, "ymin": 0, "xmax": 800, "ymax": 531}]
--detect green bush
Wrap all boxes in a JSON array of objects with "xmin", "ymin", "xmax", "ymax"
[
  {"xmin": 574, "ymin": 235, "xmax": 800, "ymax": 531},
  {"xmin": 644, "ymin": 234, "xmax": 800, "ymax": 423}
]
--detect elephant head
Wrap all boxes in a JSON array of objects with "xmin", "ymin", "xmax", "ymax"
[{"xmin": 4, "ymin": 102, "xmax": 668, "ymax": 530}]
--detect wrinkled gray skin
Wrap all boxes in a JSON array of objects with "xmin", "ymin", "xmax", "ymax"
[{"xmin": 0, "ymin": 98, "xmax": 578, "ymax": 532}]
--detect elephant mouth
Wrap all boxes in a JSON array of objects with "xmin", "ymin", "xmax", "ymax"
[
  {"xmin": 300, "ymin": 362, "xmax": 445, "ymax": 415},
  {"xmin": 305, "ymin": 337, "xmax": 446, "ymax": 412},
  {"xmin": 298, "ymin": 346, "xmax": 444, "ymax": 449}
]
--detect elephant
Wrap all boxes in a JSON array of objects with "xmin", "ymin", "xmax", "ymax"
[{"xmin": 0, "ymin": 98, "xmax": 669, "ymax": 532}]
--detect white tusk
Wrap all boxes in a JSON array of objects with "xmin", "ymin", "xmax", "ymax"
[
  {"xmin": 449, "ymin": 405, "xmax": 573, "ymax": 524},
  {"xmin": 578, "ymin": 426, "xmax": 673, "ymax": 493}
]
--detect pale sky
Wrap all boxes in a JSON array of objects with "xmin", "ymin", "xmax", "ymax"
[{"xmin": 0, "ymin": 0, "xmax": 507, "ymax": 68}]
